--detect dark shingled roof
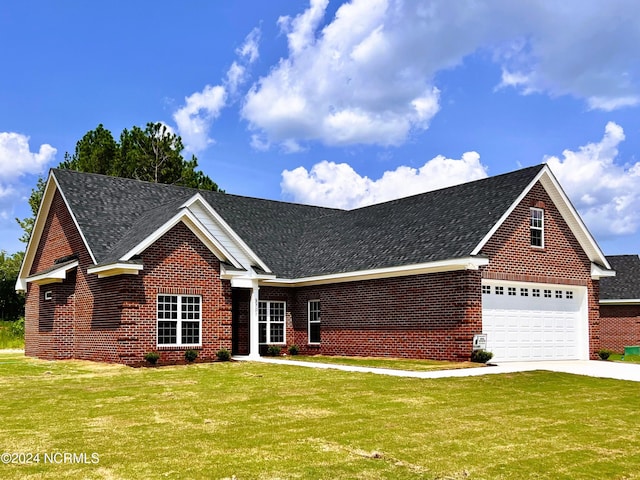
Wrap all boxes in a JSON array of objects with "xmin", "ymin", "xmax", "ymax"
[
  {"xmin": 601, "ymin": 255, "xmax": 640, "ymax": 300},
  {"xmin": 52, "ymin": 164, "xmax": 545, "ymax": 278}
]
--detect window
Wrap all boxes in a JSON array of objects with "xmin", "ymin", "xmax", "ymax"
[
  {"xmin": 157, "ymin": 295, "xmax": 201, "ymax": 346},
  {"xmin": 495, "ymin": 286, "xmax": 504, "ymax": 295},
  {"xmin": 308, "ymin": 300, "xmax": 321, "ymax": 344},
  {"xmin": 532, "ymin": 289, "xmax": 540, "ymax": 297},
  {"xmin": 259, "ymin": 301, "xmax": 286, "ymax": 344},
  {"xmin": 566, "ymin": 291, "xmax": 574, "ymax": 299},
  {"xmin": 530, "ymin": 208, "xmax": 544, "ymax": 247},
  {"xmin": 555, "ymin": 290, "xmax": 563, "ymax": 299},
  {"xmin": 520, "ymin": 288, "xmax": 529, "ymax": 296},
  {"xmin": 544, "ymin": 289, "xmax": 552, "ymax": 298},
  {"xmin": 508, "ymin": 287, "xmax": 517, "ymax": 296},
  {"xmin": 482, "ymin": 285, "xmax": 491, "ymax": 295}
]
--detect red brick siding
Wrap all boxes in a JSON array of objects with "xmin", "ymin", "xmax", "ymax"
[
  {"xmin": 479, "ymin": 182, "xmax": 600, "ymax": 358},
  {"xmin": 600, "ymin": 304, "xmax": 640, "ymax": 352},
  {"xmin": 25, "ymin": 188, "xmax": 232, "ymax": 365},
  {"xmin": 129, "ymin": 222, "xmax": 233, "ymax": 365},
  {"xmin": 261, "ymin": 271, "xmax": 483, "ymax": 362},
  {"xmin": 25, "ymin": 190, "xmax": 89, "ymax": 360}
]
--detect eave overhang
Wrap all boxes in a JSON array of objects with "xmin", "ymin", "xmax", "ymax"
[
  {"xmin": 24, "ymin": 260, "xmax": 79, "ymax": 287},
  {"xmin": 261, "ymin": 256, "xmax": 489, "ymax": 288},
  {"xmin": 591, "ymin": 263, "xmax": 616, "ymax": 280},
  {"xmin": 87, "ymin": 262, "xmax": 144, "ymax": 278}
]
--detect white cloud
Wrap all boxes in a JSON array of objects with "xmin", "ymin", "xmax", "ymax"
[
  {"xmin": 174, "ymin": 27, "xmax": 262, "ymax": 153},
  {"xmin": 244, "ymin": 0, "xmax": 640, "ymax": 150},
  {"xmin": 0, "ymin": 132, "xmax": 56, "ymax": 180},
  {"xmin": 545, "ymin": 122, "xmax": 640, "ymax": 238},
  {"xmin": 281, "ymin": 151, "xmax": 487, "ymax": 209},
  {"xmin": 173, "ymin": 85, "xmax": 227, "ymax": 153},
  {"xmin": 237, "ymin": 27, "xmax": 261, "ymax": 64}
]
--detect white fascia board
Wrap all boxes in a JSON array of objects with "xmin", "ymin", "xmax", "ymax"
[
  {"xmin": 471, "ymin": 165, "xmax": 611, "ymax": 269},
  {"xmin": 262, "ymin": 257, "xmax": 489, "ymax": 288},
  {"xmin": 25, "ymin": 260, "xmax": 79, "ymax": 286},
  {"xmin": 122, "ymin": 209, "xmax": 243, "ymax": 269},
  {"xmin": 181, "ymin": 194, "xmax": 272, "ymax": 273},
  {"xmin": 591, "ymin": 263, "xmax": 616, "ymax": 280},
  {"xmin": 600, "ymin": 299, "xmax": 640, "ymax": 305},
  {"xmin": 87, "ymin": 262, "xmax": 144, "ymax": 278}
]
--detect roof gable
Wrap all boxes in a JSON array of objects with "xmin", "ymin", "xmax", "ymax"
[{"xmin": 471, "ymin": 165, "xmax": 610, "ymax": 270}]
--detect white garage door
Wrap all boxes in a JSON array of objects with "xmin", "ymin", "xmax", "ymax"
[{"xmin": 482, "ymin": 281, "xmax": 588, "ymax": 362}]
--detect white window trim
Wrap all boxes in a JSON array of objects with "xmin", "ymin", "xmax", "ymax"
[
  {"xmin": 530, "ymin": 207, "xmax": 544, "ymax": 248},
  {"xmin": 308, "ymin": 300, "xmax": 321, "ymax": 345},
  {"xmin": 258, "ymin": 300, "xmax": 287, "ymax": 345},
  {"xmin": 156, "ymin": 294, "xmax": 202, "ymax": 347}
]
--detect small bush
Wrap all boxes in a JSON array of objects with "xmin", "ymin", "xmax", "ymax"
[
  {"xmin": 288, "ymin": 344, "xmax": 299, "ymax": 356},
  {"xmin": 598, "ymin": 349, "xmax": 613, "ymax": 360},
  {"xmin": 267, "ymin": 345, "xmax": 282, "ymax": 357},
  {"xmin": 216, "ymin": 348, "xmax": 231, "ymax": 362},
  {"xmin": 184, "ymin": 349, "xmax": 199, "ymax": 363},
  {"xmin": 471, "ymin": 349, "xmax": 493, "ymax": 364},
  {"xmin": 9, "ymin": 318, "xmax": 25, "ymax": 337},
  {"xmin": 144, "ymin": 352, "xmax": 160, "ymax": 365}
]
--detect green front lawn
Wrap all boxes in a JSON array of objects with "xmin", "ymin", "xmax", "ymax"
[
  {"xmin": 0, "ymin": 352, "xmax": 639, "ymax": 479},
  {"xmin": 281, "ymin": 354, "xmax": 483, "ymax": 371},
  {"xmin": 609, "ymin": 353, "xmax": 640, "ymax": 364}
]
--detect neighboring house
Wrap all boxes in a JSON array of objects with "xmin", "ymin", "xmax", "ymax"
[
  {"xmin": 16, "ymin": 164, "xmax": 615, "ymax": 365},
  {"xmin": 600, "ymin": 255, "xmax": 640, "ymax": 352}
]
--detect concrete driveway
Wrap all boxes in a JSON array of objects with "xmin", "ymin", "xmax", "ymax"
[{"xmin": 250, "ymin": 357, "xmax": 640, "ymax": 382}]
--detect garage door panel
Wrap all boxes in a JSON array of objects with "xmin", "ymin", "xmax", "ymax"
[{"xmin": 482, "ymin": 281, "xmax": 585, "ymax": 362}]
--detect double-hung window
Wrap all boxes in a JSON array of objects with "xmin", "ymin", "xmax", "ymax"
[
  {"xmin": 530, "ymin": 208, "xmax": 544, "ymax": 248},
  {"xmin": 258, "ymin": 300, "xmax": 286, "ymax": 344},
  {"xmin": 157, "ymin": 295, "xmax": 201, "ymax": 346},
  {"xmin": 308, "ymin": 300, "xmax": 321, "ymax": 344}
]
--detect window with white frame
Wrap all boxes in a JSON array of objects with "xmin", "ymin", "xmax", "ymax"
[
  {"xmin": 308, "ymin": 300, "xmax": 321, "ymax": 344},
  {"xmin": 157, "ymin": 295, "xmax": 201, "ymax": 346},
  {"xmin": 259, "ymin": 300, "xmax": 286, "ymax": 344},
  {"xmin": 530, "ymin": 208, "xmax": 544, "ymax": 247}
]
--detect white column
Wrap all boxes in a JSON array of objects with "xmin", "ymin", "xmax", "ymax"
[{"xmin": 248, "ymin": 282, "xmax": 260, "ymax": 359}]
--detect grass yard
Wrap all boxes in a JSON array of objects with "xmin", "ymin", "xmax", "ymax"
[
  {"xmin": 0, "ymin": 320, "xmax": 24, "ymax": 349},
  {"xmin": 0, "ymin": 352, "xmax": 639, "ymax": 479},
  {"xmin": 610, "ymin": 353, "xmax": 640, "ymax": 364},
  {"xmin": 281, "ymin": 355, "xmax": 483, "ymax": 372}
]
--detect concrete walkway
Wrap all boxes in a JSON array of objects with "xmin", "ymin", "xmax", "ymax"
[{"xmin": 237, "ymin": 357, "xmax": 640, "ymax": 382}]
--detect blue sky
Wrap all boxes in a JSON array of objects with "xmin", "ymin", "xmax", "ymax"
[{"xmin": 1, "ymin": 0, "xmax": 639, "ymax": 257}]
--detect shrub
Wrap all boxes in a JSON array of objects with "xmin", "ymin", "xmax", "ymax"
[
  {"xmin": 267, "ymin": 345, "xmax": 282, "ymax": 356},
  {"xmin": 144, "ymin": 352, "xmax": 160, "ymax": 365},
  {"xmin": 184, "ymin": 349, "xmax": 199, "ymax": 363},
  {"xmin": 471, "ymin": 349, "xmax": 493, "ymax": 364},
  {"xmin": 9, "ymin": 317, "xmax": 25, "ymax": 337},
  {"xmin": 598, "ymin": 349, "xmax": 613, "ymax": 360},
  {"xmin": 288, "ymin": 344, "xmax": 299, "ymax": 356},
  {"xmin": 216, "ymin": 348, "xmax": 231, "ymax": 362}
]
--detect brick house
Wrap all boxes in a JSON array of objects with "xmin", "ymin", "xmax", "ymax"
[
  {"xmin": 599, "ymin": 255, "xmax": 640, "ymax": 352},
  {"xmin": 16, "ymin": 164, "xmax": 614, "ymax": 365}
]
